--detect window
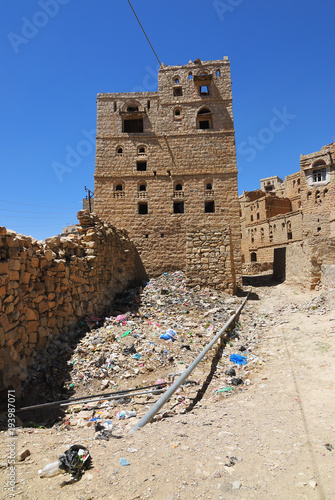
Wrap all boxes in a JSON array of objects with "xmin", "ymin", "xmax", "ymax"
[
  {"xmin": 139, "ymin": 183, "xmax": 146, "ymax": 192},
  {"xmin": 200, "ymin": 85, "xmax": 209, "ymax": 95},
  {"xmin": 123, "ymin": 118, "xmax": 143, "ymax": 133},
  {"xmin": 117, "ymin": 146, "xmax": 123, "ymax": 155},
  {"xmin": 188, "ymin": 72, "xmax": 193, "ymax": 80},
  {"xmin": 147, "ymin": 100, "xmax": 150, "ymax": 110},
  {"xmin": 173, "ymin": 201, "xmax": 184, "ymax": 214},
  {"xmin": 137, "ymin": 161, "xmax": 147, "ymax": 171},
  {"xmin": 138, "ymin": 203, "xmax": 148, "ymax": 215},
  {"xmin": 115, "ymin": 184, "xmax": 123, "ymax": 191},
  {"xmin": 138, "ymin": 146, "xmax": 146, "ymax": 155},
  {"xmin": 257, "ymin": 213, "xmax": 260, "ymax": 220},
  {"xmin": 175, "ymin": 183, "xmax": 183, "ymax": 191},
  {"xmin": 127, "ymin": 106, "xmax": 138, "ymax": 112},
  {"xmin": 173, "ymin": 87, "xmax": 183, "ymax": 97},
  {"xmin": 216, "ymin": 69, "xmax": 220, "ymax": 77},
  {"xmin": 251, "ymin": 252, "xmax": 257, "ymax": 262},
  {"xmin": 174, "ymin": 108, "xmax": 181, "ymax": 117},
  {"xmin": 313, "ymin": 168, "xmax": 326, "ymax": 183},
  {"xmin": 114, "ymin": 102, "xmax": 117, "ymax": 112},
  {"xmin": 250, "ymin": 215, "xmax": 253, "ymax": 222},
  {"xmin": 161, "ymin": 233, "xmax": 164, "ymax": 238},
  {"xmin": 197, "ymin": 108, "xmax": 212, "ymax": 129},
  {"xmin": 205, "ymin": 201, "xmax": 215, "ymax": 213},
  {"xmin": 174, "ymin": 77, "xmax": 180, "ymax": 84},
  {"xmin": 206, "ymin": 182, "xmax": 212, "ymax": 190}
]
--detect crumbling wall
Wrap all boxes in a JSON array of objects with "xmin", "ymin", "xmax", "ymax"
[
  {"xmin": 0, "ymin": 211, "xmax": 147, "ymax": 393},
  {"xmin": 185, "ymin": 225, "xmax": 236, "ymax": 293},
  {"xmin": 286, "ymin": 237, "xmax": 335, "ymax": 289}
]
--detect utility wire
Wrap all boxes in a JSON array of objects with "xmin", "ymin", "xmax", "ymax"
[{"xmin": 127, "ymin": 0, "xmax": 161, "ymax": 66}]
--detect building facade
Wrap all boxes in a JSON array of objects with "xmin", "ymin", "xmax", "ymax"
[
  {"xmin": 93, "ymin": 58, "xmax": 242, "ymax": 292},
  {"xmin": 240, "ymin": 142, "xmax": 335, "ymax": 280}
]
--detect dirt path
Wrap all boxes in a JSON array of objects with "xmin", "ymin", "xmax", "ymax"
[{"xmin": 1, "ymin": 282, "xmax": 334, "ymax": 499}]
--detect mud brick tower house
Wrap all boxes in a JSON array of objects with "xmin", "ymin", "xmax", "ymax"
[{"xmin": 94, "ymin": 58, "xmax": 242, "ymax": 292}]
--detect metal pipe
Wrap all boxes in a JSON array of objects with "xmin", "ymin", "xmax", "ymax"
[
  {"xmin": 18, "ymin": 382, "xmax": 166, "ymax": 412},
  {"xmin": 129, "ymin": 290, "xmax": 251, "ymax": 434}
]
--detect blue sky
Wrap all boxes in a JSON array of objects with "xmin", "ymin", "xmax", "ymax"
[{"xmin": 1, "ymin": 0, "xmax": 334, "ymax": 240}]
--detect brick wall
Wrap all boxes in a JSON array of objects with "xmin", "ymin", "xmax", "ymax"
[{"xmin": 0, "ymin": 211, "xmax": 147, "ymax": 393}]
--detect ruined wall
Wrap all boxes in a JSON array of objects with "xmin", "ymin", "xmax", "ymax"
[
  {"xmin": 0, "ymin": 211, "xmax": 147, "ymax": 393},
  {"xmin": 94, "ymin": 58, "xmax": 241, "ymax": 289},
  {"xmin": 185, "ymin": 225, "xmax": 236, "ymax": 293},
  {"xmin": 286, "ymin": 237, "xmax": 335, "ymax": 289}
]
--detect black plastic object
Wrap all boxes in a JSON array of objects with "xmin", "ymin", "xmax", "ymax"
[{"xmin": 59, "ymin": 445, "xmax": 92, "ymax": 480}]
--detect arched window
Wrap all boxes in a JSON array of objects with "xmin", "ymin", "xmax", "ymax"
[
  {"xmin": 174, "ymin": 76, "xmax": 180, "ymax": 84},
  {"xmin": 139, "ymin": 183, "xmax": 146, "ymax": 192},
  {"xmin": 251, "ymin": 252, "xmax": 257, "ymax": 262},
  {"xmin": 113, "ymin": 181, "xmax": 125, "ymax": 198},
  {"xmin": 117, "ymin": 146, "xmax": 123, "ymax": 156},
  {"xmin": 216, "ymin": 69, "xmax": 220, "ymax": 77},
  {"xmin": 115, "ymin": 184, "xmax": 123, "ymax": 191},
  {"xmin": 174, "ymin": 108, "xmax": 181, "ymax": 117},
  {"xmin": 206, "ymin": 182, "xmax": 212, "ymax": 190},
  {"xmin": 188, "ymin": 72, "xmax": 193, "ymax": 80},
  {"xmin": 138, "ymin": 145, "xmax": 146, "ymax": 155},
  {"xmin": 175, "ymin": 183, "xmax": 183, "ymax": 191},
  {"xmin": 196, "ymin": 108, "xmax": 212, "ymax": 129}
]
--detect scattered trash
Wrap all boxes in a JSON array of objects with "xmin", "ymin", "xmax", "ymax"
[
  {"xmin": 325, "ymin": 443, "xmax": 333, "ymax": 451},
  {"xmin": 119, "ymin": 457, "xmax": 130, "ymax": 466},
  {"xmin": 160, "ymin": 329, "xmax": 176, "ymax": 341},
  {"xmin": 225, "ymin": 368, "xmax": 236, "ymax": 376},
  {"xmin": 231, "ymin": 378, "xmax": 244, "ymax": 386},
  {"xmin": 55, "ymin": 445, "xmax": 92, "ymax": 481},
  {"xmin": 116, "ymin": 410, "xmax": 136, "ymax": 420},
  {"xmin": 217, "ymin": 387, "xmax": 233, "ymax": 393},
  {"xmin": 230, "ymin": 354, "xmax": 247, "ymax": 365}
]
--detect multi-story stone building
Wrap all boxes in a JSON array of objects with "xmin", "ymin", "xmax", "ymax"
[
  {"xmin": 93, "ymin": 58, "xmax": 242, "ymax": 293},
  {"xmin": 240, "ymin": 142, "xmax": 335, "ymax": 285}
]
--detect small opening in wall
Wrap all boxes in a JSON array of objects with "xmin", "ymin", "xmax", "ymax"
[
  {"xmin": 161, "ymin": 233, "xmax": 164, "ymax": 238},
  {"xmin": 257, "ymin": 213, "xmax": 260, "ymax": 220},
  {"xmin": 137, "ymin": 161, "xmax": 147, "ymax": 171},
  {"xmin": 173, "ymin": 201, "xmax": 184, "ymax": 214},
  {"xmin": 175, "ymin": 183, "xmax": 183, "ymax": 191},
  {"xmin": 174, "ymin": 108, "xmax": 181, "ymax": 116},
  {"xmin": 139, "ymin": 183, "xmax": 146, "ymax": 191},
  {"xmin": 200, "ymin": 85, "xmax": 209, "ymax": 95},
  {"xmin": 216, "ymin": 69, "xmax": 220, "ymax": 77},
  {"xmin": 251, "ymin": 252, "xmax": 257, "ymax": 262},
  {"xmin": 205, "ymin": 201, "xmax": 215, "ymax": 213},
  {"xmin": 147, "ymin": 100, "xmax": 150, "ymax": 110},
  {"xmin": 250, "ymin": 215, "xmax": 253, "ymax": 222},
  {"xmin": 199, "ymin": 120, "xmax": 210, "ymax": 129},
  {"xmin": 174, "ymin": 77, "xmax": 180, "ymax": 84},
  {"xmin": 317, "ymin": 227, "xmax": 321, "ymax": 232},
  {"xmin": 206, "ymin": 182, "xmax": 212, "ymax": 190},
  {"xmin": 153, "ymin": 171, "xmax": 156, "ymax": 176},
  {"xmin": 115, "ymin": 184, "xmax": 123, "ymax": 191},
  {"xmin": 127, "ymin": 106, "xmax": 138, "ymax": 112},
  {"xmin": 138, "ymin": 146, "xmax": 146, "ymax": 154},
  {"xmin": 117, "ymin": 147, "xmax": 123, "ymax": 155},
  {"xmin": 287, "ymin": 232, "xmax": 293, "ymax": 240},
  {"xmin": 167, "ymin": 170, "xmax": 171, "ymax": 176},
  {"xmin": 188, "ymin": 72, "xmax": 193, "ymax": 80},
  {"xmin": 138, "ymin": 202, "xmax": 148, "ymax": 215},
  {"xmin": 173, "ymin": 87, "xmax": 183, "ymax": 97},
  {"xmin": 123, "ymin": 118, "xmax": 143, "ymax": 133},
  {"xmin": 145, "ymin": 234, "xmax": 149, "ymax": 238},
  {"xmin": 114, "ymin": 102, "xmax": 117, "ymax": 112}
]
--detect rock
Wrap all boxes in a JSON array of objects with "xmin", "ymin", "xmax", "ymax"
[{"xmin": 18, "ymin": 449, "xmax": 31, "ymax": 461}]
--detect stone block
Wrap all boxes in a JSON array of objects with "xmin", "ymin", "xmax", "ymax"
[{"xmin": 8, "ymin": 259, "xmax": 20, "ymax": 271}]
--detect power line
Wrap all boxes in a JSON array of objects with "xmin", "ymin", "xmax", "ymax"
[{"xmin": 127, "ymin": 0, "xmax": 161, "ymax": 66}]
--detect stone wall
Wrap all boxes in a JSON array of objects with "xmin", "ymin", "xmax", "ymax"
[
  {"xmin": 185, "ymin": 225, "xmax": 236, "ymax": 293},
  {"xmin": 286, "ymin": 237, "xmax": 335, "ymax": 289},
  {"xmin": 0, "ymin": 211, "xmax": 147, "ymax": 393}
]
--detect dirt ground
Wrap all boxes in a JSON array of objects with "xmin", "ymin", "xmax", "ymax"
[{"xmin": 1, "ymin": 280, "xmax": 335, "ymax": 500}]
